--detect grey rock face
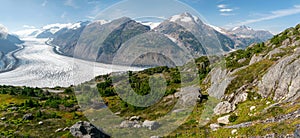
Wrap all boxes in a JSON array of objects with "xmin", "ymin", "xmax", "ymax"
[
  {"xmin": 250, "ymin": 54, "xmax": 263, "ymax": 65},
  {"xmin": 213, "ymin": 101, "xmax": 236, "ymax": 115},
  {"xmin": 70, "ymin": 121, "xmax": 110, "ymax": 138},
  {"xmin": 258, "ymin": 53, "xmax": 300, "ymax": 102},
  {"xmin": 174, "ymin": 86, "xmax": 201, "ymax": 108},
  {"xmin": 206, "ymin": 68, "xmax": 235, "ymax": 99}
]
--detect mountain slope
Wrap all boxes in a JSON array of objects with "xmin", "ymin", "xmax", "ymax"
[
  {"xmin": 49, "ymin": 13, "xmax": 274, "ymax": 66},
  {"xmin": 157, "ymin": 12, "xmax": 236, "ymax": 54},
  {"xmin": 50, "ymin": 21, "xmax": 90, "ymax": 57},
  {"xmin": 198, "ymin": 23, "xmax": 300, "ymax": 137}
]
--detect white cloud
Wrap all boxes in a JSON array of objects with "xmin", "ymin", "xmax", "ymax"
[
  {"xmin": 234, "ymin": 5, "xmax": 300, "ymax": 26},
  {"xmin": 42, "ymin": 0, "xmax": 48, "ymax": 7},
  {"xmin": 23, "ymin": 25, "xmax": 36, "ymax": 29},
  {"xmin": 217, "ymin": 4, "xmax": 227, "ymax": 9},
  {"xmin": 217, "ymin": 4, "xmax": 236, "ymax": 16},
  {"xmin": 64, "ymin": 0, "xmax": 78, "ymax": 8},
  {"xmin": 220, "ymin": 8, "xmax": 233, "ymax": 12}
]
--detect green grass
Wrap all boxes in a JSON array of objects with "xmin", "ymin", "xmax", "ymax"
[{"xmin": 225, "ymin": 59, "xmax": 274, "ymax": 94}]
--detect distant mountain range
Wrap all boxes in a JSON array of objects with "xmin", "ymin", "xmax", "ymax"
[
  {"xmin": 0, "ymin": 25, "xmax": 23, "ymax": 54},
  {"xmin": 14, "ymin": 12, "xmax": 274, "ymax": 66}
]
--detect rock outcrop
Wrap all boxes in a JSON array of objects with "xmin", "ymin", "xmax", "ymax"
[
  {"xmin": 70, "ymin": 121, "xmax": 110, "ymax": 138},
  {"xmin": 258, "ymin": 53, "xmax": 300, "ymax": 102},
  {"xmin": 204, "ymin": 68, "xmax": 235, "ymax": 99}
]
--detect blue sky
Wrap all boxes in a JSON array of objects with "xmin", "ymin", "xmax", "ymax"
[{"xmin": 0, "ymin": 0, "xmax": 300, "ymax": 34}]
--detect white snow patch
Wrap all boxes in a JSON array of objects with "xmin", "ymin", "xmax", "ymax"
[
  {"xmin": 180, "ymin": 16, "xmax": 193, "ymax": 22},
  {"xmin": 170, "ymin": 15, "xmax": 181, "ymax": 22},
  {"xmin": 239, "ymin": 35, "xmax": 254, "ymax": 38},
  {"xmin": 13, "ymin": 29, "xmax": 42, "ymax": 38},
  {"xmin": 94, "ymin": 20, "xmax": 109, "ymax": 25},
  {"xmin": 232, "ymin": 26, "xmax": 239, "ymax": 31},
  {"xmin": 139, "ymin": 22, "xmax": 161, "ymax": 29},
  {"xmin": 207, "ymin": 24, "xmax": 228, "ymax": 35},
  {"xmin": 165, "ymin": 34, "xmax": 177, "ymax": 43},
  {"xmin": 42, "ymin": 23, "xmax": 73, "ymax": 34},
  {"xmin": 170, "ymin": 14, "xmax": 193, "ymax": 23},
  {"xmin": 67, "ymin": 22, "xmax": 81, "ymax": 30}
]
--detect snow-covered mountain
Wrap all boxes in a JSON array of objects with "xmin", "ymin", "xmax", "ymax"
[
  {"xmin": 12, "ymin": 12, "xmax": 274, "ymax": 66},
  {"xmin": 0, "ymin": 24, "xmax": 24, "ymax": 72},
  {"xmin": 229, "ymin": 25, "xmax": 273, "ymax": 40},
  {"xmin": 0, "ymin": 24, "xmax": 8, "ymax": 39}
]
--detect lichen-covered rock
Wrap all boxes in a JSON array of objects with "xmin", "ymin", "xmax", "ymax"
[
  {"xmin": 213, "ymin": 101, "xmax": 236, "ymax": 115},
  {"xmin": 258, "ymin": 53, "xmax": 300, "ymax": 102}
]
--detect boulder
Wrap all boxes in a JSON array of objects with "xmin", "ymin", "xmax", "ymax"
[
  {"xmin": 213, "ymin": 101, "xmax": 236, "ymax": 115},
  {"xmin": 9, "ymin": 107, "xmax": 18, "ymax": 111},
  {"xmin": 250, "ymin": 106, "xmax": 256, "ymax": 111},
  {"xmin": 119, "ymin": 120, "xmax": 139, "ymax": 128},
  {"xmin": 70, "ymin": 121, "xmax": 110, "ymax": 138},
  {"xmin": 174, "ymin": 86, "xmax": 200, "ymax": 108},
  {"xmin": 23, "ymin": 113, "xmax": 34, "ymax": 120},
  {"xmin": 231, "ymin": 129, "xmax": 237, "ymax": 135},
  {"xmin": 294, "ymin": 128, "xmax": 300, "ymax": 138},
  {"xmin": 266, "ymin": 48, "xmax": 284, "ymax": 59},
  {"xmin": 217, "ymin": 115, "xmax": 230, "ymax": 125},
  {"xmin": 142, "ymin": 120, "xmax": 159, "ymax": 130},
  {"xmin": 55, "ymin": 128, "xmax": 63, "ymax": 133},
  {"xmin": 232, "ymin": 92, "xmax": 248, "ymax": 105},
  {"xmin": 129, "ymin": 116, "xmax": 140, "ymax": 121},
  {"xmin": 249, "ymin": 54, "xmax": 263, "ymax": 65},
  {"xmin": 38, "ymin": 121, "xmax": 43, "ymax": 125},
  {"xmin": 63, "ymin": 127, "xmax": 69, "ymax": 131},
  {"xmin": 209, "ymin": 123, "xmax": 220, "ymax": 131}
]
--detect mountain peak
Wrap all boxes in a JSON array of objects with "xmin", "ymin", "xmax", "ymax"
[
  {"xmin": 169, "ymin": 12, "xmax": 195, "ymax": 23},
  {"xmin": 232, "ymin": 25, "xmax": 253, "ymax": 31},
  {"xmin": 0, "ymin": 24, "xmax": 8, "ymax": 39}
]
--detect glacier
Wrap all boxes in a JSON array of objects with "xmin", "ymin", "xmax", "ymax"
[{"xmin": 0, "ymin": 38, "xmax": 143, "ymax": 88}]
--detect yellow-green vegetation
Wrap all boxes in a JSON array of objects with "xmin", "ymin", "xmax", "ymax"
[
  {"xmin": 225, "ymin": 59, "xmax": 274, "ymax": 94},
  {"xmin": 0, "ymin": 86, "xmax": 87, "ymax": 138}
]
